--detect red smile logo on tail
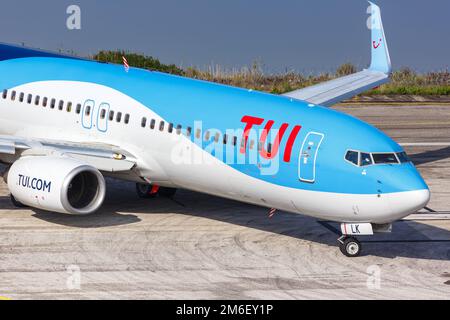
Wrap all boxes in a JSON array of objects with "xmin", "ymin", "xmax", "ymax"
[{"xmin": 373, "ymin": 38, "xmax": 382, "ymax": 49}]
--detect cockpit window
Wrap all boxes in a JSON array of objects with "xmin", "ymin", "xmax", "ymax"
[
  {"xmin": 345, "ymin": 150, "xmax": 408, "ymax": 167},
  {"xmin": 360, "ymin": 153, "xmax": 373, "ymax": 166},
  {"xmin": 396, "ymin": 152, "xmax": 411, "ymax": 163},
  {"xmin": 345, "ymin": 151, "xmax": 359, "ymax": 166},
  {"xmin": 372, "ymin": 153, "xmax": 399, "ymax": 164}
]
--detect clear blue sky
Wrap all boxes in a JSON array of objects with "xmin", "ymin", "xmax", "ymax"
[{"xmin": 0, "ymin": 0, "xmax": 448, "ymax": 73}]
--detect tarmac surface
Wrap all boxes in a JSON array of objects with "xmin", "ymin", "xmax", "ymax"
[{"xmin": 0, "ymin": 104, "xmax": 449, "ymax": 300}]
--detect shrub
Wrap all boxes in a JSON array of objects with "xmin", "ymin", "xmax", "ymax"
[
  {"xmin": 93, "ymin": 50, "xmax": 185, "ymax": 76},
  {"xmin": 91, "ymin": 51, "xmax": 449, "ymax": 96},
  {"xmin": 336, "ymin": 63, "xmax": 357, "ymax": 77}
]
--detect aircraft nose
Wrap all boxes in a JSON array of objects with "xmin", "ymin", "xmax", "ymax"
[
  {"xmin": 375, "ymin": 165, "xmax": 430, "ymax": 222},
  {"xmin": 386, "ymin": 188, "xmax": 430, "ymax": 221}
]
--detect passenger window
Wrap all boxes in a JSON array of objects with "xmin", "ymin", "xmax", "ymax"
[
  {"xmin": 19, "ymin": 93, "xmax": 24, "ymax": 102},
  {"xmin": 85, "ymin": 106, "xmax": 91, "ymax": 116},
  {"xmin": 249, "ymin": 140, "xmax": 255, "ymax": 150},
  {"xmin": 11, "ymin": 91, "xmax": 16, "ymax": 101},
  {"xmin": 176, "ymin": 125, "xmax": 182, "ymax": 135},
  {"xmin": 214, "ymin": 132, "xmax": 220, "ymax": 143},
  {"xmin": 223, "ymin": 134, "xmax": 228, "ymax": 144},
  {"xmin": 372, "ymin": 153, "xmax": 399, "ymax": 164},
  {"xmin": 27, "ymin": 94, "xmax": 32, "ymax": 104},
  {"xmin": 42, "ymin": 97, "xmax": 48, "ymax": 107},
  {"xmin": 116, "ymin": 112, "xmax": 122, "ymax": 122},
  {"xmin": 76, "ymin": 104, "xmax": 82, "ymax": 114},
  {"xmin": 141, "ymin": 117, "xmax": 147, "ymax": 128},
  {"xmin": 232, "ymin": 136, "xmax": 237, "ymax": 146},
  {"xmin": 35, "ymin": 96, "xmax": 40, "ymax": 106},
  {"xmin": 50, "ymin": 98, "xmax": 56, "ymax": 109},
  {"xmin": 124, "ymin": 114, "xmax": 130, "ymax": 124},
  {"xmin": 186, "ymin": 127, "xmax": 192, "ymax": 137},
  {"xmin": 150, "ymin": 119, "xmax": 156, "ymax": 129},
  {"xmin": 168, "ymin": 123, "xmax": 174, "ymax": 133},
  {"xmin": 360, "ymin": 153, "xmax": 373, "ymax": 166},
  {"xmin": 196, "ymin": 129, "xmax": 201, "ymax": 139},
  {"xmin": 67, "ymin": 102, "xmax": 72, "ymax": 112},
  {"xmin": 100, "ymin": 109, "xmax": 107, "ymax": 119},
  {"xmin": 345, "ymin": 150, "xmax": 359, "ymax": 166},
  {"xmin": 204, "ymin": 131, "xmax": 210, "ymax": 141},
  {"xmin": 58, "ymin": 100, "xmax": 64, "ymax": 110},
  {"xmin": 2, "ymin": 89, "xmax": 7, "ymax": 99},
  {"xmin": 159, "ymin": 121, "xmax": 165, "ymax": 131},
  {"xmin": 109, "ymin": 111, "xmax": 115, "ymax": 121},
  {"xmin": 267, "ymin": 143, "xmax": 273, "ymax": 154}
]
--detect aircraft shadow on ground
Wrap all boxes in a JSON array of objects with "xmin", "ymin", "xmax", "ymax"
[
  {"xmin": 2, "ymin": 180, "xmax": 450, "ymax": 261},
  {"xmin": 0, "ymin": 197, "xmax": 142, "ymax": 229},
  {"xmin": 32, "ymin": 209, "xmax": 141, "ymax": 228},
  {"xmin": 410, "ymin": 146, "xmax": 450, "ymax": 166}
]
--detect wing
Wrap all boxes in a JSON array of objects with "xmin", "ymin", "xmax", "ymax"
[
  {"xmin": 283, "ymin": 2, "xmax": 392, "ymax": 107},
  {"xmin": 0, "ymin": 135, "xmax": 136, "ymax": 172},
  {"xmin": 0, "ymin": 42, "xmax": 84, "ymax": 62}
]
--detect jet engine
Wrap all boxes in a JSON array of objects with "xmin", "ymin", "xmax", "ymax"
[{"xmin": 7, "ymin": 156, "xmax": 106, "ymax": 215}]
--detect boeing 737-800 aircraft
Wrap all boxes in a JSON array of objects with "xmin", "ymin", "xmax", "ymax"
[{"xmin": 0, "ymin": 3, "xmax": 430, "ymax": 257}]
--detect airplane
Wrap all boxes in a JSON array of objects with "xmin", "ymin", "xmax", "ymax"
[{"xmin": 0, "ymin": 2, "xmax": 430, "ymax": 257}]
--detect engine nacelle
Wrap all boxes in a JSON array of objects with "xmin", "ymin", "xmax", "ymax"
[{"xmin": 7, "ymin": 156, "xmax": 106, "ymax": 215}]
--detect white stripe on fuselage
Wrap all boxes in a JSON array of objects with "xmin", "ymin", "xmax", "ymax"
[{"xmin": 0, "ymin": 81, "xmax": 426, "ymax": 223}]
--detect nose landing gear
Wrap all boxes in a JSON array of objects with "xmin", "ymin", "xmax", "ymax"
[
  {"xmin": 335, "ymin": 222, "xmax": 374, "ymax": 257},
  {"xmin": 338, "ymin": 235, "xmax": 362, "ymax": 257}
]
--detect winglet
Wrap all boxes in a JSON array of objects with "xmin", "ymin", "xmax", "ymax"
[
  {"xmin": 368, "ymin": 2, "xmax": 392, "ymax": 74},
  {"xmin": 282, "ymin": 2, "xmax": 392, "ymax": 106}
]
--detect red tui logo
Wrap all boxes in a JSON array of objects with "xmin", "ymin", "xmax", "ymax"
[
  {"xmin": 240, "ymin": 116, "xmax": 302, "ymax": 163},
  {"xmin": 373, "ymin": 38, "xmax": 382, "ymax": 49}
]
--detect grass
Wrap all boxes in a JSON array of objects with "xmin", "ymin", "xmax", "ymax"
[{"xmin": 93, "ymin": 51, "xmax": 450, "ymax": 96}]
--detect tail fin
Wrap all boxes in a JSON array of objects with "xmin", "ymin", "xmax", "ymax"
[{"xmin": 368, "ymin": 1, "xmax": 392, "ymax": 74}]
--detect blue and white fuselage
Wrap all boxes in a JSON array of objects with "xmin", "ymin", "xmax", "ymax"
[{"xmin": 0, "ymin": 56, "xmax": 429, "ymax": 223}]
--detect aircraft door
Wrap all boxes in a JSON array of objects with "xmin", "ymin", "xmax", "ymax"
[
  {"xmin": 97, "ymin": 103, "xmax": 110, "ymax": 132},
  {"xmin": 81, "ymin": 99, "xmax": 95, "ymax": 129},
  {"xmin": 298, "ymin": 132, "xmax": 324, "ymax": 183}
]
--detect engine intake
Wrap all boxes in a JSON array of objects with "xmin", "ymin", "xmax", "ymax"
[{"xmin": 7, "ymin": 156, "xmax": 106, "ymax": 215}]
